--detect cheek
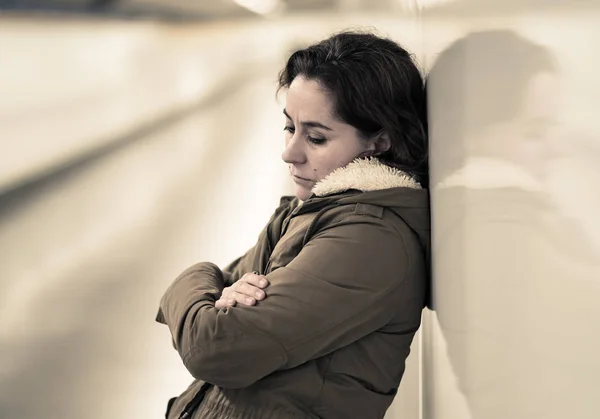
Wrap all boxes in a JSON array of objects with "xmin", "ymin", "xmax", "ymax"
[
  {"xmin": 306, "ymin": 134, "xmax": 365, "ymax": 180},
  {"xmin": 310, "ymin": 152, "xmax": 359, "ymax": 182},
  {"xmin": 310, "ymin": 161, "xmax": 329, "ymax": 182}
]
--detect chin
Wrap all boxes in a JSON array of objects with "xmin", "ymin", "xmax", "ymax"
[{"xmin": 295, "ymin": 186, "xmax": 312, "ymax": 201}]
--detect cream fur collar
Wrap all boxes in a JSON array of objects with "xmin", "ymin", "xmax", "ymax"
[{"xmin": 312, "ymin": 157, "xmax": 421, "ymax": 197}]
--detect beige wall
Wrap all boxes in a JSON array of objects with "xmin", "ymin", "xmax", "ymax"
[{"xmin": 1, "ymin": 4, "xmax": 599, "ymax": 418}]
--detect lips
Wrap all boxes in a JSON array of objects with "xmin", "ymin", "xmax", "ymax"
[{"xmin": 291, "ymin": 173, "xmax": 314, "ymax": 185}]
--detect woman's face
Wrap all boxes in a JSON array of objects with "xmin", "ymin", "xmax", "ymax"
[{"xmin": 281, "ymin": 76, "xmax": 375, "ymax": 201}]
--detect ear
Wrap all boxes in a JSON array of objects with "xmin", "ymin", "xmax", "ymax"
[
  {"xmin": 372, "ymin": 131, "xmax": 391, "ymax": 155},
  {"xmin": 357, "ymin": 132, "xmax": 391, "ymax": 158}
]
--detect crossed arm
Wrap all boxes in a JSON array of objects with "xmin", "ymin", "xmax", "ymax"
[{"xmin": 156, "ymin": 216, "xmax": 418, "ymax": 389}]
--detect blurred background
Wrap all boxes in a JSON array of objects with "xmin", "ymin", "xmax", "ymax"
[{"xmin": 0, "ymin": 1, "xmax": 598, "ymax": 418}]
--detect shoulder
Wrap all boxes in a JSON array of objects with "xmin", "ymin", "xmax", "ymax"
[
  {"xmin": 310, "ymin": 201, "xmax": 410, "ymax": 239},
  {"xmin": 308, "ymin": 203, "xmax": 408, "ymax": 258},
  {"xmin": 297, "ymin": 206, "xmax": 425, "ymax": 306}
]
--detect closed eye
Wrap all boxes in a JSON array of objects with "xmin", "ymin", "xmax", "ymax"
[
  {"xmin": 308, "ymin": 136, "xmax": 327, "ymax": 145},
  {"xmin": 284, "ymin": 125, "xmax": 326, "ymax": 145}
]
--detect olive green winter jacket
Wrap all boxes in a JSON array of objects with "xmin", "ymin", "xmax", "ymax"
[{"xmin": 157, "ymin": 157, "xmax": 430, "ymax": 419}]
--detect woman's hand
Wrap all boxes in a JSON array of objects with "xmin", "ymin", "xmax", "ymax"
[{"xmin": 215, "ymin": 271, "xmax": 269, "ymax": 309}]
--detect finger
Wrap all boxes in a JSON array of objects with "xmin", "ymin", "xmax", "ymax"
[
  {"xmin": 215, "ymin": 297, "xmax": 235, "ymax": 309},
  {"xmin": 236, "ymin": 281, "xmax": 266, "ymax": 301},
  {"xmin": 232, "ymin": 291, "xmax": 256, "ymax": 306},
  {"xmin": 220, "ymin": 288, "xmax": 232, "ymax": 299},
  {"xmin": 215, "ymin": 294, "xmax": 228, "ymax": 307},
  {"xmin": 243, "ymin": 272, "xmax": 270, "ymax": 289}
]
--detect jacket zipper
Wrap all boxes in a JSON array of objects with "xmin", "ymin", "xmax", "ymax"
[
  {"xmin": 264, "ymin": 258, "xmax": 273, "ymax": 275},
  {"xmin": 177, "ymin": 203, "xmax": 308, "ymax": 417},
  {"xmin": 177, "ymin": 202, "xmax": 341, "ymax": 417},
  {"xmin": 177, "ymin": 382, "xmax": 211, "ymax": 419},
  {"xmin": 263, "ymin": 240, "xmax": 273, "ymax": 275},
  {"xmin": 261, "ymin": 213, "xmax": 278, "ymax": 275}
]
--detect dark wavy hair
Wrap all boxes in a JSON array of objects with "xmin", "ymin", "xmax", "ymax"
[{"xmin": 277, "ymin": 31, "xmax": 429, "ymax": 188}]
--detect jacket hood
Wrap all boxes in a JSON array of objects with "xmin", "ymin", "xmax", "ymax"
[{"xmin": 311, "ymin": 157, "xmax": 430, "ymax": 262}]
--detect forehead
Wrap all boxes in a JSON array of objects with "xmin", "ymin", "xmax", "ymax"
[{"xmin": 285, "ymin": 76, "xmax": 335, "ymax": 119}]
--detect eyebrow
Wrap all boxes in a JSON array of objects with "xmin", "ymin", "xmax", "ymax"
[{"xmin": 283, "ymin": 108, "xmax": 333, "ymax": 131}]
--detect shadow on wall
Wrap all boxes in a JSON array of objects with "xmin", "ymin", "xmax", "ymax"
[{"xmin": 428, "ymin": 28, "xmax": 600, "ymax": 419}]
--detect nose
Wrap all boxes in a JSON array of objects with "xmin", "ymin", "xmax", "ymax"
[{"xmin": 281, "ymin": 135, "xmax": 306, "ymax": 165}]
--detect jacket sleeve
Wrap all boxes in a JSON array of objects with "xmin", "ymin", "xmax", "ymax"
[
  {"xmin": 158, "ymin": 214, "xmax": 423, "ymax": 389},
  {"xmin": 156, "ymin": 196, "xmax": 296, "ymax": 326},
  {"xmin": 154, "ymin": 251, "xmax": 253, "ymax": 329}
]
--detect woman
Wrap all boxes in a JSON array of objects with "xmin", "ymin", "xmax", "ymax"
[{"xmin": 157, "ymin": 31, "xmax": 430, "ymax": 419}]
